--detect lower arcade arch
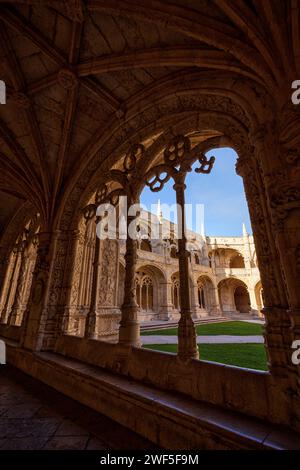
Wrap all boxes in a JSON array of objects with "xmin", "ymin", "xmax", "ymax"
[
  {"xmin": 196, "ymin": 275, "xmax": 216, "ymax": 315},
  {"xmin": 218, "ymin": 278, "xmax": 251, "ymax": 314}
]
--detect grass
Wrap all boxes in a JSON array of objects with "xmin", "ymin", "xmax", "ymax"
[
  {"xmin": 141, "ymin": 321, "xmax": 263, "ymax": 336},
  {"xmin": 143, "ymin": 343, "xmax": 268, "ymax": 371}
]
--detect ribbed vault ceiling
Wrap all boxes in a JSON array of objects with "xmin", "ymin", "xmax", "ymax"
[{"xmin": 0, "ymin": 0, "xmax": 299, "ymax": 234}]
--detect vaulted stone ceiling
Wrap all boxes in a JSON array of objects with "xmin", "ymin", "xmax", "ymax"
[{"xmin": 0, "ymin": 0, "xmax": 299, "ymax": 235}]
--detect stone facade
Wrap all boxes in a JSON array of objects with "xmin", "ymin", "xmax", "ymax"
[{"xmin": 118, "ymin": 211, "xmax": 262, "ymax": 322}]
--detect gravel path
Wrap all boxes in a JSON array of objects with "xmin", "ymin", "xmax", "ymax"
[{"xmin": 141, "ymin": 335, "xmax": 264, "ymax": 345}]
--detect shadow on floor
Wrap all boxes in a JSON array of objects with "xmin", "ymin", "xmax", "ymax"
[{"xmin": 0, "ymin": 365, "xmax": 157, "ymax": 450}]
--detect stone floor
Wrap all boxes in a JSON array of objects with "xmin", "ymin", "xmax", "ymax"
[{"xmin": 0, "ymin": 365, "xmax": 156, "ymax": 450}]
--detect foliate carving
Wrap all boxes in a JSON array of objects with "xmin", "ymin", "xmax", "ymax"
[
  {"xmin": 286, "ymin": 151, "xmax": 299, "ymax": 165},
  {"xmin": 238, "ymin": 151, "xmax": 281, "ymax": 306},
  {"xmin": 58, "ymin": 69, "xmax": 78, "ymax": 90},
  {"xmin": 82, "ymin": 204, "xmax": 96, "ymax": 222},
  {"xmin": 145, "ymin": 134, "xmax": 215, "ymax": 193},
  {"xmin": 123, "ymin": 144, "xmax": 144, "ymax": 173},
  {"xmin": 145, "ymin": 166, "xmax": 171, "ymax": 192},
  {"xmin": 65, "ymin": 0, "xmax": 85, "ymax": 22},
  {"xmin": 70, "ymin": 232, "xmax": 84, "ymax": 306},
  {"xmin": 195, "ymin": 152, "xmax": 215, "ymax": 174},
  {"xmin": 47, "ymin": 235, "xmax": 69, "ymax": 308},
  {"xmin": 164, "ymin": 135, "xmax": 190, "ymax": 164},
  {"xmin": 11, "ymin": 92, "xmax": 31, "ymax": 109},
  {"xmin": 95, "ymin": 184, "xmax": 108, "ymax": 205},
  {"xmin": 179, "ymin": 95, "xmax": 250, "ymax": 127},
  {"xmin": 269, "ymin": 185, "xmax": 300, "ymax": 227},
  {"xmin": 60, "ymin": 93, "xmax": 249, "ymax": 233},
  {"xmin": 98, "ymin": 240, "xmax": 118, "ymax": 307}
]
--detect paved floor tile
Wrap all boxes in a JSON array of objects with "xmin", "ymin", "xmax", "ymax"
[{"xmin": 0, "ymin": 366, "xmax": 156, "ymax": 450}]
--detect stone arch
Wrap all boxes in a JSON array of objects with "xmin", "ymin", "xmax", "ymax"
[
  {"xmin": 218, "ymin": 277, "xmax": 251, "ymax": 315},
  {"xmin": 0, "ymin": 211, "xmax": 40, "ymax": 328},
  {"xmin": 52, "ymin": 83, "xmax": 272, "ymax": 338},
  {"xmin": 255, "ymin": 280, "xmax": 264, "ymax": 314},
  {"xmin": 170, "ymin": 270, "xmax": 194, "ymax": 316},
  {"xmin": 134, "ymin": 264, "xmax": 166, "ymax": 321},
  {"xmin": 196, "ymin": 275, "xmax": 216, "ymax": 315},
  {"xmin": 230, "ymin": 253, "xmax": 246, "ymax": 269},
  {"xmin": 65, "ymin": 213, "xmax": 96, "ymax": 337},
  {"xmin": 55, "ymin": 77, "xmax": 260, "ymax": 234},
  {"xmin": 210, "ymin": 247, "xmax": 245, "ymax": 269}
]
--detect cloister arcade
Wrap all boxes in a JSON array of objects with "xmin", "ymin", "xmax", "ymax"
[{"xmin": 0, "ymin": 0, "xmax": 300, "ymax": 449}]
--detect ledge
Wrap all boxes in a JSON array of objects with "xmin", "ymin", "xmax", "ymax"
[
  {"xmin": 54, "ymin": 334, "xmax": 282, "ymax": 425},
  {"xmin": 4, "ymin": 341, "xmax": 300, "ymax": 450}
]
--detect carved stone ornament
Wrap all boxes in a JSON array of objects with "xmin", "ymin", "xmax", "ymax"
[
  {"xmin": 65, "ymin": 0, "xmax": 85, "ymax": 22},
  {"xmin": 31, "ymin": 278, "xmax": 44, "ymax": 306},
  {"xmin": 58, "ymin": 69, "xmax": 78, "ymax": 90},
  {"xmin": 11, "ymin": 92, "xmax": 31, "ymax": 109}
]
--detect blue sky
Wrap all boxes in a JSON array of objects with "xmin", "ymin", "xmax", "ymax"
[{"xmin": 140, "ymin": 148, "xmax": 252, "ymax": 237}]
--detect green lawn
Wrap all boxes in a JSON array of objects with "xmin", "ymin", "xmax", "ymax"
[
  {"xmin": 143, "ymin": 343, "xmax": 268, "ymax": 371},
  {"xmin": 141, "ymin": 321, "xmax": 263, "ymax": 336}
]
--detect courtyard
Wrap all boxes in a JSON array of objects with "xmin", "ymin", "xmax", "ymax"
[{"xmin": 141, "ymin": 320, "xmax": 267, "ymax": 371}]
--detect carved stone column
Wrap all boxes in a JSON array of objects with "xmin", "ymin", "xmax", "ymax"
[
  {"xmin": 62, "ymin": 228, "xmax": 82, "ymax": 335},
  {"xmin": 119, "ymin": 210, "xmax": 141, "ymax": 347},
  {"xmin": 85, "ymin": 216, "xmax": 101, "ymax": 339},
  {"xmin": 0, "ymin": 254, "xmax": 13, "ymax": 323},
  {"xmin": 174, "ymin": 176, "xmax": 199, "ymax": 360},
  {"xmin": 248, "ymin": 287, "xmax": 258, "ymax": 315},
  {"xmin": 236, "ymin": 142, "xmax": 290, "ymax": 377},
  {"xmin": 8, "ymin": 242, "xmax": 28, "ymax": 326},
  {"xmin": 159, "ymin": 280, "xmax": 175, "ymax": 320},
  {"xmin": 191, "ymin": 281, "xmax": 203, "ymax": 318},
  {"xmin": 212, "ymin": 286, "xmax": 221, "ymax": 315},
  {"xmin": 0, "ymin": 253, "xmax": 10, "ymax": 316},
  {"xmin": 95, "ymin": 238, "xmax": 121, "ymax": 340},
  {"xmin": 0, "ymin": 245, "xmax": 20, "ymax": 324},
  {"xmin": 21, "ymin": 232, "xmax": 53, "ymax": 351},
  {"xmin": 19, "ymin": 251, "xmax": 37, "ymax": 327}
]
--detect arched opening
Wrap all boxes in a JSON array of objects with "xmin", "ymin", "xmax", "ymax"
[
  {"xmin": 66, "ymin": 194, "xmax": 121, "ymax": 340},
  {"xmin": 198, "ymin": 285, "xmax": 205, "ymax": 308},
  {"xmin": 66, "ymin": 212, "xmax": 95, "ymax": 337},
  {"xmin": 230, "ymin": 254, "xmax": 245, "ymax": 269},
  {"xmin": 218, "ymin": 278, "xmax": 251, "ymax": 315},
  {"xmin": 234, "ymin": 285, "xmax": 251, "ymax": 313},
  {"xmin": 254, "ymin": 281, "xmax": 264, "ymax": 317},
  {"xmin": 133, "ymin": 265, "xmax": 166, "ymax": 322},
  {"xmin": 0, "ymin": 215, "xmax": 39, "ymax": 327},
  {"xmin": 196, "ymin": 275, "xmax": 216, "ymax": 316},
  {"xmin": 136, "ymin": 273, "xmax": 154, "ymax": 312}
]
